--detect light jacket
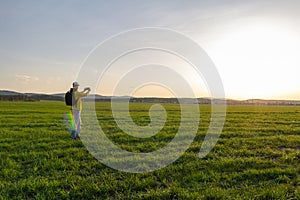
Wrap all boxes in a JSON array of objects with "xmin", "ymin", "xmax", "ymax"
[{"xmin": 72, "ymin": 90, "xmax": 89, "ymax": 111}]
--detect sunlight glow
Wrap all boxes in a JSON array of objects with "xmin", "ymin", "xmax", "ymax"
[{"xmin": 208, "ymin": 20, "xmax": 300, "ymax": 100}]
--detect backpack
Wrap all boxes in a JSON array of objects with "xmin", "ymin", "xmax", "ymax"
[{"xmin": 65, "ymin": 88, "xmax": 76, "ymax": 106}]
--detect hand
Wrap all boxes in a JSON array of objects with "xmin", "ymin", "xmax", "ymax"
[{"xmin": 84, "ymin": 87, "xmax": 91, "ymax": 92}]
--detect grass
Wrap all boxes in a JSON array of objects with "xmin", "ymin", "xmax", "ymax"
[{"xmin": 0, "ymin": 101, "xmax": 299, "ymax": 199}]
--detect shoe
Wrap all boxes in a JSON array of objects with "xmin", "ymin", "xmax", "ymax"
[
  {"xmin": 76, "ymin": 134, "xmax": 80, "ymax": 139},
  {"xmin": 70, "ymin": 130, "xmax": 76, "ymax": 139}
]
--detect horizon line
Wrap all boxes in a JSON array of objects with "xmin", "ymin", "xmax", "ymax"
[{"xmin": 1, "ymin": 89, "xmax": 300, "ymax": 101}]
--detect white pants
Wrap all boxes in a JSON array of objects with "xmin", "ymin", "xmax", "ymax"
[{"xmin": 72, "ymin": 110, "xmax": 81, "ymax": 135}]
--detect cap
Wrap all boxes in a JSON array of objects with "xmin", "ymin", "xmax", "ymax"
[{"xmin": 72, "ymin": 81, "xmax": 80, "ymax": 87}]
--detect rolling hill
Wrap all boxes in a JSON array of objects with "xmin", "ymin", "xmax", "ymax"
[{"xmin": 1, "ymin": 90, "xmax": 300, "ymax": 105}]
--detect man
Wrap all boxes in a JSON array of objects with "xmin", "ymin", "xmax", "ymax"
[{"xmin": 71, "ymin": 81, "xmax": 91, "ymax": 139}]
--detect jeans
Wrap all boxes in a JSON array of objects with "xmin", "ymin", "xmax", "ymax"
[{"xmin": 72, "ymin": 109, "xmax": 81, "ymax": 136}]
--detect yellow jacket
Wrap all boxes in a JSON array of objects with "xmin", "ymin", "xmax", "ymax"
[{"xmin": 72, "ymin": 90, "xmax": 89, "ymax": 111}]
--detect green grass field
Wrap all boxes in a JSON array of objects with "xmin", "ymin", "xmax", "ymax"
[{"xmin": 0, "ymin": 101, "xmax": 299, "ymax": 199}]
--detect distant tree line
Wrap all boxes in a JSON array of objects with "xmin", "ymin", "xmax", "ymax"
[
  {"xmin": 0, "ymin": 95, "xmax": 38, "ymax": 102},
  {"xmin": 1, "ymin": 94, "xmax": 300, "ymax": 105}
]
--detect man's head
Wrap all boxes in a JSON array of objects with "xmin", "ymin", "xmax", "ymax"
[{"xmin": 72, "ymin": 81, "xmax": 80, "ymax": 89}]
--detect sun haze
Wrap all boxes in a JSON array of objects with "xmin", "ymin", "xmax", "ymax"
[{"xmin": 1, "ymin": 1, "xmax": 300, "ymax": 100}]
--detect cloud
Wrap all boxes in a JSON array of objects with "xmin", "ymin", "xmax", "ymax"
[
  {"xmin": 46, "ymin": 76, "xmax": 62, "ymax": 84},
  {"xmin": 15, "ymin": 74, "xmax": 39, "ymax": 84}
]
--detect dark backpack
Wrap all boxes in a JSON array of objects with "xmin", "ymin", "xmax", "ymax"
[{"xmin": 65, "ymin": 88, "xmax": 75, "ymax": 106}]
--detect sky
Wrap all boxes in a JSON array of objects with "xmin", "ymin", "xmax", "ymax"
[{"xmin": 1, "ymin": 0, "xmax": 300, "ymax": 100}]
